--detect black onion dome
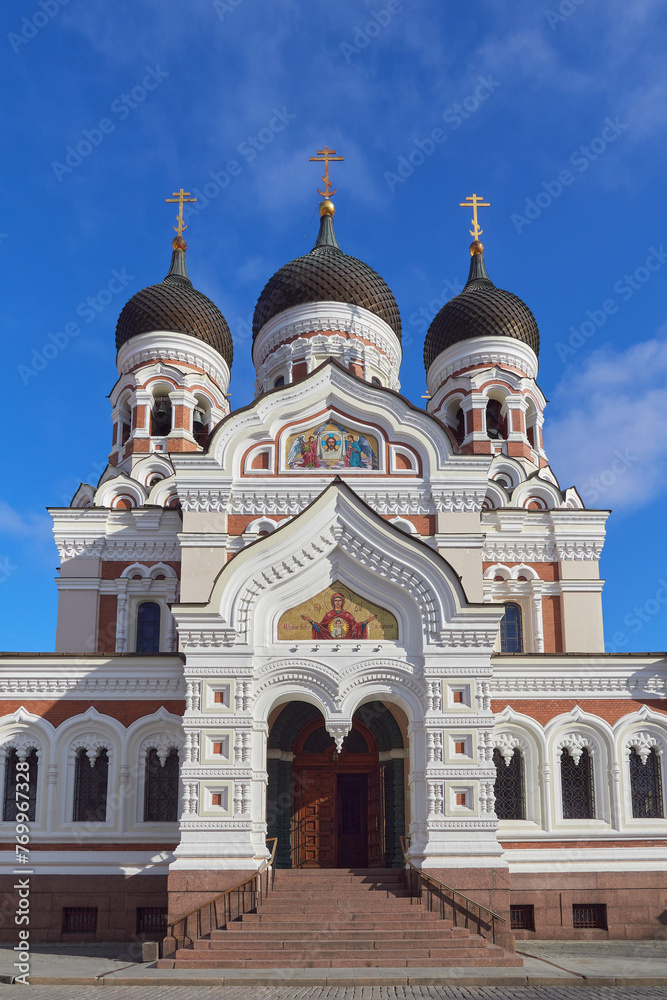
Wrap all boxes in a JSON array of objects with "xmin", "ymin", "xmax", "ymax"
[
  {"xmin": 115, "ymin": 245, "xmax": 233, "ymax": 367},
  {"xmin": 252, "ymin": 213, "xmax": 401, "ymax": 346},
  {"xmin": 424, "ymin": 249, "xmax": 539, "ymax": 370}
]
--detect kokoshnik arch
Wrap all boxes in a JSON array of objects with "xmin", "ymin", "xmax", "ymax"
[{"xmin": 0, "ymin": 169, "xmax": 666, "ymax": 946}]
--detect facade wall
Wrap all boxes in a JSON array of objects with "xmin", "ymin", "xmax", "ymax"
[{"xmin": 0, "ymin": 873, "xmax": 168, "ymax": 944}]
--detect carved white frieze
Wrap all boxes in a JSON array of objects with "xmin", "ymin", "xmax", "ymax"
[
  {"xmin": 432, "ymin": 489, "xmax": 487, "ymax": 514},
  {"xmin": 0, "ymin": 734, "xmax": 42, "ymax": 760},
  {"xmin": 180, "ymin": 629, "xmax": 237, "ymax": 648},
  {"xmin": 438, "ymin": 629, "xmax": 497, "ymax": 649},
  {"xmin": 492, "ymin": 732, "xmax": 525, "ymax": 765},
  {"xmin": 624, "ymin": 731, "xmax": 662, "ymax": 764},
  {"xmin": 55, "ymin": 537, "xmax": 181, "ymax": 561},
  {"xmin": 483, "ymin": 539, "xmax": 603, "ymax": 563},
  {"xmin": 139, "ymin": 733, "xmax": 184, "ymax": 766},
  {"xmin": 70, "ymin": 733, "xmax": 110, "ymax": 765},
  {"xmin": 556, "ymin": 733, "xmax": 591, "ymax": 765}
]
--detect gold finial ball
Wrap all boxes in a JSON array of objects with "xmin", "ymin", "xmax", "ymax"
[
  {"xmin": 173, "ymin": 235, "xmax": 187, "ymax": 251},
  {"xmin": 319, "ymin": 199, "xmax": 335, "ymax": 217},
  {"xmin": 469, "ymin": 239, "xmax": 484, "ymax": 256}
]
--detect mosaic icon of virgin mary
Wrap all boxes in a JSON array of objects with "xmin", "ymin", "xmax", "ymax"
[{"xmin": 301, "ymin": 592, "xmax": 377, "ymax": 640}]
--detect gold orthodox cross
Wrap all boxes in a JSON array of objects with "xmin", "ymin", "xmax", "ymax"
[
  {"xmin": 309, "ymin": 146, "xmax": 344, "ymax": 198},
  {"xmin": 459, "ymin": 193, "xmax": 490, "ymax": 241},
  {"xmin": 165, "ymin": 188, "xmax": 197, "ymax": 237}
]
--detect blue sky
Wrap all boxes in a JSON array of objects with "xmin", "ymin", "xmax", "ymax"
[{"xmin": 2, "ymin": 0, "xmax": 667, "ymax": 652}]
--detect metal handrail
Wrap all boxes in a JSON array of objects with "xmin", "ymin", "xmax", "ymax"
[
  {"xmin": 166, "ymin": 838, "xmax": 278, "ymax": 948},
  {"xmin": 399, "ymin": 835, "xmax": 505, "ymax": 944}
]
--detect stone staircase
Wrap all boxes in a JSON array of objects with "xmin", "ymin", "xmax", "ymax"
[{"xmin": 159, "ymin": 868, "xmax": 522, "ymax": 969}]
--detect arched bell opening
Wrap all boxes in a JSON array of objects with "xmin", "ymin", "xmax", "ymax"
[{"xmin": 266, "ymin": 700, "xmax": 405, "ymax": 869}]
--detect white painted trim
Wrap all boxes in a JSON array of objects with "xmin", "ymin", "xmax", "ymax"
[
  {"xmin": 117, "ymin": 331, "xmax": 231, "ymax": 393},
  {"xmin": 253, "ymin": 301, "xmax": 402, "ymax": 370}
]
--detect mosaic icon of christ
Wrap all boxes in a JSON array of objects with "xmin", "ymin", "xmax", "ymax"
[{"xmin": 301, "ymin": 592, "xmax": 377, "ymax": 640}]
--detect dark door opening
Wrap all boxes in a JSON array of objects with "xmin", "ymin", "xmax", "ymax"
[{"xmin": 336, "ymin": 773, "xmax": 368, "ymax": 867}]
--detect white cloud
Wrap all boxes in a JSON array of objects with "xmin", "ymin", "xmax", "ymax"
[
  {"xmin": 545, "ymin": 329, "xmax": 667, "ymax": 509},
  {"xmin": 0, "ymin": 501, "xmax": 52, "ymax": 540}
]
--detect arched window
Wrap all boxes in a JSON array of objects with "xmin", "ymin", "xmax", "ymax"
[
  {"xmin": 151, "ymin": 396, "xmax": 172, "ymax": 436},
  {"xmin": 455, "ymin": 407, "xmax": 465, "ymax": 446},
  {"xmin": 630, "ymin": 747, "xmax": 664, "ymax": 819},
  {"xmin": 143, "ymin": 748, "xmax": 180, "ymax": 822},
  {"xmin": 500, "ymin": 603, "xmax": 523, "ymax": 653},
  {"xmin": 274, "ymin": 376, "xmax": 285, "ymax": 388},
  {"xmin": 2, "ymin": 748, "xmax": 38, "ymax": 822},
  {"xmin": 561, "ymin": 747, "xmax": 595, "ymax": 819},
  {"xmin": 136, "ymin": 602, "xmax": 161, "ymax": 653},
  {"xmin": 370, "ymin": 376, "xmax": 381, "ymax": 386},
  {"xmin": 193, "ymin": 406, "xmax": 209, "ymax": 446},
  {"xmin": 486, "ymin": 399, "xmax": 506, "ymax": 439},
  {"xmin": 73, "ymin": 748, "xmax": 109, "ymax": 822},
  {"xmin": 493, "ymin": 748, "xmax": 526, "ymax": 820}
]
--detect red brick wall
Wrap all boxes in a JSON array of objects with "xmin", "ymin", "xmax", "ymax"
[
  {"xmin": 97, "ymin": 596, "xmax": 117, "ymax": 653},
  {"xmin": 491, "ymin": 698, "xmax": 667, "ymax": 725},
  {"xmin": 542, "ymin": 595, "xmax": 563, "ymax": 652},
  {"xmin": 101, "ymin": 562, "xmax": 181, "ymax": 579},
  {"xmin": 0, "ymin": 701, "xmax": 186, "ymax": 728},
  {"xmin": 483, "ymin": 562, "xmax": 560, "ymax": 581},
  {"xmin": 227, "ymin": 514, "xmax": 289, "ymax": 534}
]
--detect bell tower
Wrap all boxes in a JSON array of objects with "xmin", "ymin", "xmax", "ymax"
[
  {"xmin": 109, "ymin": 191, "xmax": 233, "ymax": 477},
  {"xmin": 424, "ymin": 194, "xmax": 547, "ymax": 470},
  {"xmin": 251, "ymin": 147, "xmax": 403, "ymax": 394}
]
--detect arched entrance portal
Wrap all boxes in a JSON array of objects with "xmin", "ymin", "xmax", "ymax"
[
  {"xmin": 267, "ymin": 701, "xmax": 406, "ymax": 869},
  {"xmin": 293, "ymin": 717, "xmax": 380, "ymax": 868}
]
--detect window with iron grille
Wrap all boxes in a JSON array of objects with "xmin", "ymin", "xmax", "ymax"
[
  {"xmin": 143, "ymin": 747, "xmax": 180, "ymax": 822},
  {"xmin": 630, "ymin": 747, "xmax": 664, "ymax": 819},
  {"xmin": 136, "ymin": 602, "xmax": 161, "ymax": 653},
  {"xmin": 510, "ymin": 904, "xmax": 535, "ymax": 931},
  {"xmin": 2, "ymin": 748, "xmax": 38, "ymax": 822},
  {"xmin": 572, "ymin": 903, "xmax": 607, "ymax": 929},
  {"xmin": 73, "ymin": 747, "xmax": 109, "ymax": 822},
  {"xmin": 136, "ymin": 907, "xmax": 168, "ymax": 934},
  {"xmin": 62, "ymin": 907, "xmax": 98, "ymax": 933},
  {"xmin": 561, "ymin": 747, "xmax": 595, "ymax": 819},
  {"xmin": 493, "ymin": 747, "xmax": 526, "ymax": 820},
  {"xmin": 500, "ymin": 602, "xmax": 523, "ymax": 653}
]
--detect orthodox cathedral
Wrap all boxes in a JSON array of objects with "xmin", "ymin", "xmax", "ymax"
[{"xmin": 1, "ymin": 156, "xmax": 666, "ymax": 961}]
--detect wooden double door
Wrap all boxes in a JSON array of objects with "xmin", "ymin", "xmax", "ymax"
[{"xmin": 291, "ymin": 721, "xmax": 382, "ymax": 868}]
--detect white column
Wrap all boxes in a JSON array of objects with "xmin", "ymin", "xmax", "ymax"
[
  {"xmin": 115, "ymin": 579, "xmax": 128, "ymax": 653},
  {"xmin": 530, "ymin": 581, "xmax": 545, "ymax": 653}
]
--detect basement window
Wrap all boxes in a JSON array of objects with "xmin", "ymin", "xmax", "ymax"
[
  {"xmin": 572, "ymin": 904, "xmax": 607, "ymax": 930},
  {"xmin": 136, "ymin": 907, "xmax": 167, "ymax": 935},
  {"xmin": 62, "ymin": 907, "xmax": 97, "ymax": 933},
  {"xmin": 510, "ymin": 905, "xmax": 535, "ymax": 931}
]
